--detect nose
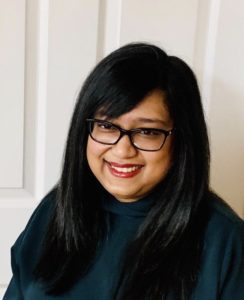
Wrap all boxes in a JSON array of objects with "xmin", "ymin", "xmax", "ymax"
[{"xmin": 111, "ymin": 134, "xmax": 137, "ymax": 158}]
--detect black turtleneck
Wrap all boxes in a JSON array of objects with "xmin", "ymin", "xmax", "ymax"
[
  {"xmin": 4, "ymin": 191, "xmax": 155, "ymax": 300},
  {"xmin": 4, "ymin": 190, "xmax": 244, "ymax": 299},
  {"xmin": 80, "ymin": 192, "xmax": 156, "ymax": 299}
]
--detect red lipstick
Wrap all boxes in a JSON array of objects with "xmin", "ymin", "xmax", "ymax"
[{"xmin": 105, "ymin": 160, "xmax": 144, "ymax": 178}]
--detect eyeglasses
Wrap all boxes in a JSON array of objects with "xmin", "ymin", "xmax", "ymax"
[{"xmin": 86, "ymin": 119, "xmax": 174, "ymax": 151}]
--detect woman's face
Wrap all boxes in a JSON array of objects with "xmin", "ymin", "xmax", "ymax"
[{"xmin": 86, "ymin": 89, "xmax": 174, "ymax": 202}]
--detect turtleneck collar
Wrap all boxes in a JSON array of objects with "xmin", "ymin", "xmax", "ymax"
[{"xmin": 101, "ymin": 190, "xmax": 158, "ymax": 217}]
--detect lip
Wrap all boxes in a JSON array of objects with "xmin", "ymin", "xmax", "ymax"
[{"xmin": 105, "ymin": 160, "xmax": 144, "ymax": 178}]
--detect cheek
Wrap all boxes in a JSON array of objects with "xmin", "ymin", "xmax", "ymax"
[
  {"xmin": 145, "ymin": 144, "xmax": 173, "ymax": 179},
  {"xmin": 86, "ymin": 138, "xmax": 109, "ymax": 169},
  {"xmin": 146, "ymin": 153, "xmax": 171, "ymax": 173},
  {"xmin": 86, "ymin": 139, "xmax": 101, "ymax": 179},
  {"xmin": 87, "ymin": 138, "xmax": 99, "ymax": 158},
  {"xmin": 87, "ymin": 138, "xmax": 100, "ymax": 165}
]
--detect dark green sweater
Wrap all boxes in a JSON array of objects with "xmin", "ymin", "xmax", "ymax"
[{"xmin": 3, "ymin": 191, "xmax": 244, "ymax": 299}]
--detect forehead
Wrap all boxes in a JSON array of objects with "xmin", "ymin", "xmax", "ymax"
[{"xmin": 96, "ymin": 89, "xmax": 172, "ymax": 127}]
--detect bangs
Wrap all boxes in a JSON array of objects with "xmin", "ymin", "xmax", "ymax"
[{"xmin": 88, "ymin": 52, "xmax": 168, "ymax": 119}]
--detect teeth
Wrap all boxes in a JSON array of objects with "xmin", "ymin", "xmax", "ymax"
[{"xmin": 110, "ymin": 165, "xmax": 141, "ymax": 173}]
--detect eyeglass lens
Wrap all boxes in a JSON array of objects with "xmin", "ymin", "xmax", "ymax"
[{"xmin": 89, "ymin": 120, "xmax": 168, "ymax": 151}]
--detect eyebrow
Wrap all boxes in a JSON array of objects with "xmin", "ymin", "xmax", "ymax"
[
  {"xmin": 135, "ymin": 117, "xmax": 170, "ymax": 127},
  {"xmin": 96, "ymin": 115, "xmax": 171, "ymax": 127}
]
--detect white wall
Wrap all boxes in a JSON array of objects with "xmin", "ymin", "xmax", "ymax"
[
  {"xmin": 208, "ymin": 0, "xmax": 244, "ymax": 215},
  {"xmin": 0, "ymin": 0, "xmax": 244, "ymax": 294}
]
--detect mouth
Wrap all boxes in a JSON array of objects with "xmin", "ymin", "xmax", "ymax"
[{"xmin": 105, "ymin": 160, "xmax": 144, "ymax": 178}]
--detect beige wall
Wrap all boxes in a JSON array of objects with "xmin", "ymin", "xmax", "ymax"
[{"xmin": 0, "ymin": 0, "xmax": 244, "ymax": 295}]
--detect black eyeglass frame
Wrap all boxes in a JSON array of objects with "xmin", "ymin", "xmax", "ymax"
[{"xmin": 86, "ymin": 118, "xmax": 174, "ymax": 152}]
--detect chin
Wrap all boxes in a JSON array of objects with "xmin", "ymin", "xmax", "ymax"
[
  {"xmin": 108, "ymin": 189, "xmax": 144, "ymax": 202},
  {"xmin": 113, "ymin": 195, "xmax": 140, "ymax": 203}
]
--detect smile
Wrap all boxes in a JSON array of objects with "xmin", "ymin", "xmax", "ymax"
[
  {"xmin": 111, "ymin": 165, "xmax": 141, "ymax": 173},
  {"xmin": 105, "ymin": 161, "xmax": 144, "ymax": 178}
]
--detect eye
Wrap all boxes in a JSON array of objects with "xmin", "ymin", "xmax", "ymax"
[
  {"xmin": 96, "ymin": 121, "xmax": 117, "ymax": 131},
  {"xmin": 138, "ymin": 129, "xmax": 162, "ymax": 136}
]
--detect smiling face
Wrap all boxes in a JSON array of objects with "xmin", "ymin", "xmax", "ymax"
[{"xmin": 86, "ymin": 89, "xmax": 174, "ymax": 202}]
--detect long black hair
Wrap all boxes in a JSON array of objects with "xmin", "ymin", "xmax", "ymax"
[{"xmin": 34, "ymin": 42, "xmax": 210, "ymax": 299}]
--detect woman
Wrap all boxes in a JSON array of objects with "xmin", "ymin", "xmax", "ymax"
[{"xmin": 4, "ymin": 43, "xmax": 244, "ymax": 299}]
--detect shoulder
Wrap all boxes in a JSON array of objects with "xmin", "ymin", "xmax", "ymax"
[
  {"xmin": 203, "ymin": 192, "xmax": 244, "ymax": 255},
  {"xmin": 193, "ymin": 194, "xmax": 244, "ymax": 298},
  {"xmin": 205, "ymin": 192, "xmax": 244, "ymax": 242},
  {"xmin": 195, "ymin": 193, "xmax": 244, "ymax": 298},
  {"xmin": 13, "ymin": 188, "xmax": 57, "ymax": 254},
  {"xmin": 23, "ymin": 188, "xmax": 56, "ymax": 233},
  {"xmin": 202, "ymin": 192, "xmax": 244, "ymax": 280}
]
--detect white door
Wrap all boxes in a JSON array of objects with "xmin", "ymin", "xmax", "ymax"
[{"xmin": 1, "ymin": 0, "xmax": 244, "ymax": 296}]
